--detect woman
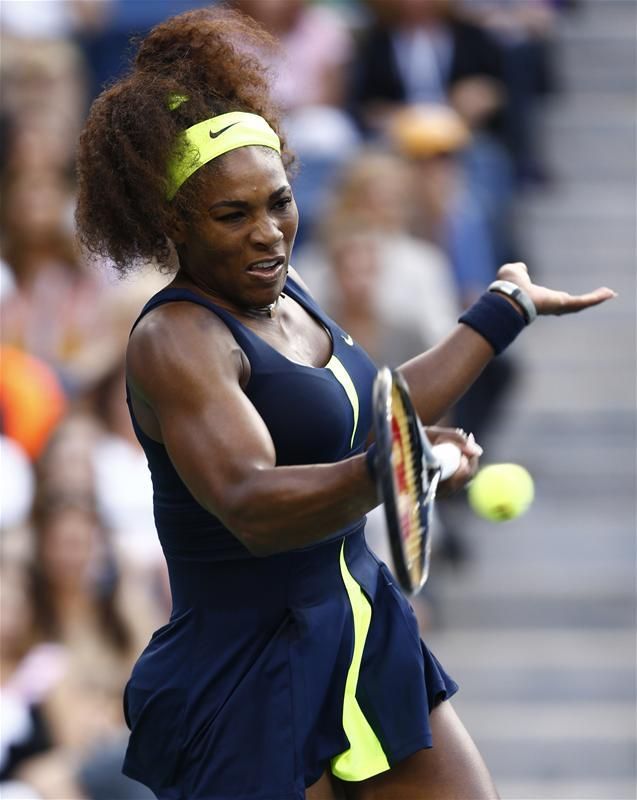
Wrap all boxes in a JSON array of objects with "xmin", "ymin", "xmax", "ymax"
[{"xmin": 74, "ymin": 9, "xmax": 614, "ymax": 800}]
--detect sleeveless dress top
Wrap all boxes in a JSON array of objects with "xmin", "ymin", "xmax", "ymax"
[{"xmin": 122, "ymin": 275, "xmax": 458, "ymax": 800}]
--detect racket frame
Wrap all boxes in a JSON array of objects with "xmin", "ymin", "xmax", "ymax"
[{"xmin": 372, "ymin": 367, "xmax": 443, "ymax": 595}]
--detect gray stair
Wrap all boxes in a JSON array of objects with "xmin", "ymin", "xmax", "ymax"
[
  {"xmin": 556, "ymin": 1, "xmax": 636, "ymax": 92},
  {"xmin": 425, "ymin": 2, "xmax": 637, "ymax": 797}
]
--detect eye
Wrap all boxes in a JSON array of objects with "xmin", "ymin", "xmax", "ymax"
[
  {"xmin": 216, "ymin": 211, "xmax": 245, "ymax": 223},
  {"xmin": 273, "ymin": 196, "xmax": 293, "ymax": 211}
]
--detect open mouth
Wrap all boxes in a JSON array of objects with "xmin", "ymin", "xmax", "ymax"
[{"xmin": 246, "ymin": 257, "xmax": 285, "ymax": 280}]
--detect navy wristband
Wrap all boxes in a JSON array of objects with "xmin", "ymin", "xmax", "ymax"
[
  {"xmin": 459, "ymin": 292, "xmax": 526, "ymax": 355},
  {"xmin": 365, "ymin": 443, "xmax": 378, "ymax": 483}
]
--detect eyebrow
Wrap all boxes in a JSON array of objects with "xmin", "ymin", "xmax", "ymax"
[{"xmin": 208, "ymin": 185, "xmax": 291, "ymax": 212}]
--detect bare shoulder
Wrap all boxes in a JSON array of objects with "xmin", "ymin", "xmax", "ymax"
[{"xmin": 127, "ymin": 301, "xmax": 243, "ymax": 403}]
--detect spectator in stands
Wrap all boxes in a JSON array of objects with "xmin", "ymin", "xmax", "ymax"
[
  {"xmin": 0, "ymin": 558, "xmax": 78, "ymax": 798},
  {"xmin": 459, "ymin": 0, "xmax": 560, "ymax": 184},
  {"xmin": 388, "ymin": 104, "xmax": 518, "ymax": 478},
  {"xmin": 320, "ymin": 217, "xmax": 429, "ymax": 367},
  {"xmin": 389, "ymin": 103, "xmax": 497, "ymax": 305},
  {"xmin": 231, "ymin": 0, "xmax": 361, "ymax": 243},
  {"xmin": 349, "ymin": 0, "xmax": 516, "ymax": 262},
  {"xmin": 0, "ymin": 33, "xmax": 87, "ymax": 176},
  {"xmin": 350, "ymin": 0, "xmax": 505, "ymax": 137},
  {"xmin": 8, "ymin": 491, "xmax": 161, "ymax": 798},
  {"xmin": 297, "ymin": 148, "xmax": 460, "ymax": 350},
  {"xmin": 0, "ymin": 169, "xmax": 109, "ymax": 394}
]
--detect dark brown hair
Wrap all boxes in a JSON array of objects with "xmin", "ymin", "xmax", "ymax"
[
  {"xmin": 30, "ymin": 491, "xmax": 132, "ymax": 654},
  {"xmin": 75, "ymin": 7, "xmax": 292, "ymax": 275}
]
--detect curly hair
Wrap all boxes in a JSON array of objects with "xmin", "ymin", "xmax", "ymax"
[{"xmin": 75, "ymin": 8, "xmax": 292, "ymax": 275}]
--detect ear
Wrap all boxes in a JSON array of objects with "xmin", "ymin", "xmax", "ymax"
[{"xmin": 164, "ymin": 210, "xmax": 187, "ymax": 245}]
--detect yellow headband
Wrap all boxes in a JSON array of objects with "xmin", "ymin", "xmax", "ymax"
[{"xmin": 166, "ymin": 111, "xmax": 281, "ymax": 200}]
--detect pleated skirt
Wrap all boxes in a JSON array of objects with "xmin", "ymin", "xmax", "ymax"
[{"xmin": 122, "ymin": 528, "xmax": 458, "ymax": 799}]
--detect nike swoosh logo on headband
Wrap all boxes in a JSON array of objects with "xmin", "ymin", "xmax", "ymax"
[{"xmin": 209, "ymin": 122, "xmax": 240, "ymax": 139}]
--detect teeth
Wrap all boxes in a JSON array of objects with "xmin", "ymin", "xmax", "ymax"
[{"xmin": 251, "ymin": 260, "xmax": 279, "ymax": 270}]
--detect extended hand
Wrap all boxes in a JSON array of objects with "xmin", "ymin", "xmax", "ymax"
[{"xmin": 496, "ymin": 262, "xmax": 617, "ymax": 316}]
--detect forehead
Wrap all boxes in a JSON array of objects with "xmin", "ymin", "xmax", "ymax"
[{"xmin": 199, "ymin": 146, "xmax": 288, "ymax": 203}]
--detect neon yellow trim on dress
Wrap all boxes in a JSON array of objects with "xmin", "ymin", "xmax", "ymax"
[
  {"xmin": 166, "ymin": 112, "xmax": 281, "ymax": 200},
  {"xmin": 326, "ymin": 355, "xmax": 359, "ymax": 448},
  {"xmin": 331, "ymin": 541, "xmax": 390, "ymax": 780}
]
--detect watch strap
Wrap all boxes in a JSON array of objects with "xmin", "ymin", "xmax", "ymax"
[
  {"xmin": 488, "ymin": 280, "xmax": 537, "ymax": 324},
  {"xmin": 489, "ymin": 280, "xmax": 537, "ymax": 325}
]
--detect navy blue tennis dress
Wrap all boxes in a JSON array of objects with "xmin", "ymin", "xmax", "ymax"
[{"xmin": 122, "ymin": 275, "xmax": 458, "ymax": 800}]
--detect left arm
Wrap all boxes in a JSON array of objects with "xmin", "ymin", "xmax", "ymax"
[{"xmin": 399, "ymin": 262, "xmax": 616, "ymax": 425}]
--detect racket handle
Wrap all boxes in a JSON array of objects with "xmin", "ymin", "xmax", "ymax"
[{"xmin": 432, "ymin": 442, "xmax": 462, "ymax": 481}]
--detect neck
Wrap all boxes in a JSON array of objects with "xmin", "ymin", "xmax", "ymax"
[
  {"xmin": 343, "ymin": 298, "xmax": 374, "ymax": 317},
  {"xmin": 171, "ymin": 271, "xmax": 286, "ymax": 320},
  {"xmin": 53, "ymin": 583, "xmax": 87, "ymax": 610},
  {"xmin": 244, "ymin": 293, "xmax": 285, "ymax": 320}
]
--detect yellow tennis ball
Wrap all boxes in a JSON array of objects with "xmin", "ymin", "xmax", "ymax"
[{"xmin": 468, "ymin": 463, "xmax": 534, "ymax": 521}]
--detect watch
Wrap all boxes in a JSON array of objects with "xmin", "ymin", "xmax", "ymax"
[{"xmin": 488, "ymin": 280, "xmax": 537, "ymax": 325}]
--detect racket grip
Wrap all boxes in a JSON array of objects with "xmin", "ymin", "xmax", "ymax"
[{"xmin": 432, "ymin": 442, "xmax": 462, "ymax": 481}]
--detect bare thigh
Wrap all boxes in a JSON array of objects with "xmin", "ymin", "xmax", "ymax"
[
  {"xmin": 341, "ymin": 701, "xmax": 499, "ymax": 800},
  {"xmin": 306, "ymin": 769, "xmax": 345, "ymax": 800}
]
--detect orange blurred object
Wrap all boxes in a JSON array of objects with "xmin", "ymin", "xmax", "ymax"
[
  {"xmin": 390, "ymin": 103, "xmax": 471, "ymax": 159},
  {"xmin": 0, "ymin": 346, "xmax": 67, "ymax": 459}
]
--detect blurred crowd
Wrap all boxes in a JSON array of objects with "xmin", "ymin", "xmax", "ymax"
[{"xmin": 0, "ymin": 1, "xmax": 574, "ymax": 797}]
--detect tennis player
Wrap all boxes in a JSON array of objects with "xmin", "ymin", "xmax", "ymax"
[{"xmin": 75, "ymin": 9, "xmax": 615, "ymax": 800}]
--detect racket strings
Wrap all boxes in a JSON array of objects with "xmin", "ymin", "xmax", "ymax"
[{"xmin": 391, "ymin": 389, "xmax": 423, "ymax": 586}]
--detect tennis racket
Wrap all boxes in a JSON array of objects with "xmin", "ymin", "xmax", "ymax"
[{"xmin": 372, "ymin": 367, "xmax": 462, "ymax": 595}]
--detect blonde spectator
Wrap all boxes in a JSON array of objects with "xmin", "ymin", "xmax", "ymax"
[
  {"xmin": 297, "ymin": 148, "xmax": 460, "ymax": 349},
  {"xmin": 318, "ymin": 216, "xmax": 428, "ymax": 367},
  {"xmin": 0, "ymin": 35, "xmax": 87, "ymax": 175},
  {"xmin": 0, "ymin": 170, "xmax": 109, "ymax": 393}
]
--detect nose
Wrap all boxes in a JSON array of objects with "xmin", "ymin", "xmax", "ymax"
[{"xmin": 249, "ymin": 213, "xmax": 284, "ymax": 249}]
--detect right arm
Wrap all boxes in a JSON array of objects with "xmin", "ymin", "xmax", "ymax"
[
  {"xmin": 127, "ymin": 303, "xmax": 378, "ymax": 557},
  {"xmin": 128, "ymin": 265, "xmax": 614, "ymax": 556}
]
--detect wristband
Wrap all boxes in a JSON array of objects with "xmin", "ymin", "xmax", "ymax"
[
  {"xmin": 364, "ymin": 443, "xmax": 378, "ymax": 483},
  {"xmin": 459, "ymin": 292, "xmax": 526, "ymax": 355},
  {"xmin": 488, "ymin": 279, "xmax": 537, "ymax": 324}
]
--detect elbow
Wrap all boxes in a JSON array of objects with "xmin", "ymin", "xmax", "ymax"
[
  {"xmin": 213, "ymin": 466, "xmax": 315, "ymax": 557},
  {"xmin": 225, "ymin": 517, "xmax": 282, "ymax": 558},
  {"xmin": 221, "ymin": 488, "xmax": 284, "ymax": 558},
  {"xmin": 241, "ymin": 536, "xmax": 281, "ymax": 558}
]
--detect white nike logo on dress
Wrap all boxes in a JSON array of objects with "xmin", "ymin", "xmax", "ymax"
[{"xmin": 341, "ymin": 333, "xmax": 354, "ymax": 346}]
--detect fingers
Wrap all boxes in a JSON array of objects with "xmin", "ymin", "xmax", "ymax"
[
  {"xmin": 495, "ymin": 262, "xmax": 617, "ymax": 317},
  {"xmin": 456, "ymin": 443, "xmax": 481, "ymax": 483},
  {"xmin": 555, "ymin": 287, "xmax": 617, "ymax": 315},
  {"xmin": 426, "ymin": 426, "xmax": 483, "ymax": 455},
  {"xmin": 463, "ymin": 432, "xmax": 483, "ymax": 459},
  {"xmin": 435, "ymin": 431, "xmax": 482, "ymax": 497},
  {"xmin": 456, "ymin": 452, "xmax": 479, "ymax": 482},
  {"xmin": 437, "ymin": 450, "xmax": 479, "ymax": 497},
  {"xmin": 496, "ymin": 261, "xmax": 530, "ymax": 284},
  {"xmin": 427, "ymin": 428, "xmax": 483, "ymax": 462}
]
